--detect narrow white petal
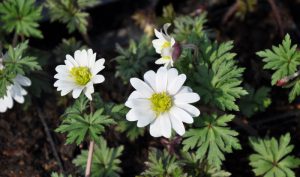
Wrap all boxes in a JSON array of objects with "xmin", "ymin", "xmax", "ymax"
[
  {"xmin": 143, "ymin": 70, "xmax": 156, "ymax": 91},
  {"xmin": 176, "ymin": 104, "xmax": 200, "ymax": 117},
  {"xmin": 126, "ymin": 109, "xmax": 139, "ymax": 121},
  {"xmin": 177, "ymin": 86, "xmax": 193, "ymax": 94},
  {"xmin": 92, "ymin": 58, "xmax": 105, "ymax": 75},
  {"xmin": 159, "ymin": 113, "xmax": 172, "ymax": 138},
  {"xmin": 130, "ymin": 78, "xmax": 153, "ymax": 97},
  {"xmin": 72, "ymin": 87, "xmax": 83, "ymax": 99},
  {"xmin": 15, "ymin": 75, "xmax": 31, "ymax": 86},
  {"xmin": 170, "ymin": 106, "xmax": 193, "ymax": 124},
  {"xmin": 150, "ymin": 119, "xmax": 162, "ymax": 137},
  {"xmin": 66, "ymin": 54, "xmax": 78, "ymax": 67},
  {"xmin": 125, "ymin": 98, "xmax": 151, "ymax": 109},
  {"xmin": 156, "ymin": 67, "xmax": 168, "ymax": 92},
  {"xmin": 168, "ymin": 74, "xmax": 186, "ymax": 95},
  {"xmin": 174, "ymin": 93, "xmax": 200, "ymax": 104},
  {"xmin": 93, "ymin": 75, "xmax": 105, "ymax": 84},
  {"xmin": 169, "ymin": 112, "xmax": 185, "ymax": 135},
  {"xmin": 137, "ymin": 111, "xmax": 155, "ymax": 127}
]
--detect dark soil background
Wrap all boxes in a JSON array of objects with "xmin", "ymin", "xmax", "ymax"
[{"xmin": 1, "ymin": 0, "xmax": 300, "ymax": 176}]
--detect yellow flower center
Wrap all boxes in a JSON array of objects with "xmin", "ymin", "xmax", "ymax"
[
  {"xmin": 162, "ymin": 56, "xmax": 171, "ymax": 60},
  {"xmin": 162, "ymin": 41, "xmax": 171, "ymax": 49},
  {"xmin": 70, "ymin": 66, "xmax": 92, "ymax": 85},
  {"xmin": 149, "ymin": 92, "xmax": 172, "ymax": 115}
]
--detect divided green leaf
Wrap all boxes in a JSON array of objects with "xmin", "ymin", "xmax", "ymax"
[
  {"xmin": 73, "ymin": 137, "xmax": 124, "ymax": 177},
  {"xmin": 0, "ymin": 0, "xmax": 43, "ymax": 38},
  {"xmin": 183, "ymin": 114, "xmax": 241, "ymax": 169},
  {"xmin": 249, "ymin": 133, "xmax": 300, "ymax": 177}
]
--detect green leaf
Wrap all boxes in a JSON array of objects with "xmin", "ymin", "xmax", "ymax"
[
  {"xmin": 181, "ymin": 151, "xmax": 231, "ymax": 177},
  {"xmin": 140, "ymin": 148, "xmax": 184, "ymax": 177},
  {"xmin": 0, "ymin": 0, "xmax": 43, "ymax": 38},
  {"xmin": 257, "ymin": 34, "xmax": 300, "ymax": 85},
  {"xmin": 0, "ymin": 41, "xmax": 40, "ymax": 98},
  {"xmin": 183, "ymin": 114, "xmax": 241, "ymax": 169},
  {"xmin": 257, "ymin": 34, "xmax": 300, "ymax": 102},
  {"xmin": 239, "ymin": 85, "xmax": 271, "ymax": 117},
  {"xmin": 115, "ymin": 35, "xmax": 155, "ymax": 84},
  {"xmin": 56, "ymin": 106, "xmax": 115, "ymax": 145},
  {"xmin": 249, "ymin": 133, "xmax": 300, "ymax": 177},
  {"xmin": 187, "ymin": 38, "xmax": 247, "ymax": 111},
  {"xmin": 45, "ymin": 0, "xmax": 96, "ymax": 34},
  {"xmin": 73, "ymin": 137, "xmax": 124, "ymax": 177}
]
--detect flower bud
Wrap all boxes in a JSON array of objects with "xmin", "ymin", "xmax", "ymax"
[
  {"xmin": 276, "ymin": 78, "xmax": 288, "ymax": 86},
  {"xmin": 172, "ymin": 42, "xmax": 182, "ymax": 62}
]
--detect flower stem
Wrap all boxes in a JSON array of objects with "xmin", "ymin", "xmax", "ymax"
[
  {"xmin": 85, "ymin": 140, "xmax": 95, "ymax": 177},
  {"xmin": 181, "ymin": 43, "xmax": 199, "ymax": 65},
  {"xmin": 85, "ymin": 100, "xmax": 95, "ymax": 177},
  {"xmin": 12, "ymin": 32, "xmax": 19, "ymax": 47}
]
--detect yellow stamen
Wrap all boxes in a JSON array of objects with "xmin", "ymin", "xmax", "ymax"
[
  {"xmin": 70, "ymin": 66, "xmax": 92, "ymax": 85},
  {"xmin": 149, "ymin": 92, "xmax": 172, "ymax": 115},
  {"xmin": 162, "ymin": 56, "xmax": 171, "ymax": 60},
  {"xmin": 162, "ymin": 41, "xmax": 171, "ymax": 49}
]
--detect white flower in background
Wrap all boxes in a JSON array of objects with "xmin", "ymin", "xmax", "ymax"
[
  {"xmin": 125, "ymin": 67, "xmax": 200, "ymax": 138},
  {"xmin": 0, "ymin": 75, "xmax": 31, "ymax": 113},
  {"xmin": 54, "ymin": 49, "xmax": 105, "ymax": 100},
  {"xmin": 152, "ymin": 23, "xmax": 176, "ymax": 68}
]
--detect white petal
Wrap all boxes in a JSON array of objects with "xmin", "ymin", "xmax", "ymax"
[
  {"xmin": 66, "ymin": 54, "xmax": 78, "ymax": 67},
  {"xmin": 155, "ymin": 67, "xmax": 168, "ymax": 92},
  {"xmin": 143, "ymin": 70, "xmax": 156, "ymax": 91},
  {"xmin": 93, "ymin": 75, "xmax": 105, "ymax": 84},
  {"xmin": 137, "ymin": 111, "xmax": 155, "ymax": 127},
  {"xmin": 170, "ymin": 106, "xmax": 193, "ymax": 124},
  {"xmin": 174, "ymin": 93, "xmax": 200, "ymax": 104},
  {"xmin": 92, "ymin": 58, "xmax": 105, "ymax": 74},
  {"xmin": 55, "ymin": 65, "xmax": 69, "ymax": 73},
  {"xmin": 168, "ymin": 74, "xmax": 186, "ymax": 95},
  {"xmin": 169, "ymin": 112, "xmax": 185, "ymax": 136},
  {"xmin": 72, "ymin": 87, "xmax": 83, "ymax": 99},
  {"xmin": 15, "ymin": 75, "xmax": 31, "ymax": 86},
  {"xmin": 159, "ymin": 113, "xmax": 172, "ymax": 138},
  {"xmin": 74, "ymin": 50, "xmax": 88, "ymax": 66},
  {"xmin": 87, "ymin": 49, "xmax": 96, "ymax": 68},
  {"xmin": 130, "ymin": 78, "xmax": 153, "ymax": 97},
  {"xmin": 177, "ymin": 86, "xmax": 193, "ymax": 94},
  {"xmin": 176, "ymin": 104, "xmax": 200, "ymax": 117},
  {"xmin": 152, "ymin": 39, "xmax": 164, "ymax": 54},
  {"xmin": 150, "ymin": 119, "xmax": 162, "ymax": 137},
  {"xmin": 13, "ymin": 94, "xmax": 24, "ymax": 103},
  {"xmin": 125, "ymin": 98, "xmax": 150, "ymax": 109},
  {"xmin": 126, "ymin": 109, "xmax": 139, "ymax": 121}
]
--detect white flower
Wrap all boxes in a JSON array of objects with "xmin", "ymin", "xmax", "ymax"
[
  {"xmin": 54, "ymin": 49, "xmax": 105, "ymax": 100},
  {"xmin": 152, "ymin": 23, "xmax": 176, "ymax": 68},
  {"xmin": 125, "ymin": 67, "xmax": 200, "ymax": 138},
  {"xmin": 0, "ymin": 75, "xmax": 31, "ymax": 113}
]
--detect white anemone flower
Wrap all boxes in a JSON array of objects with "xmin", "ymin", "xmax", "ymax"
[
  {"xmin": 152, "ymin": 23, "xmax": 176, "ymax": 68},
  {"xmin": 0, "ymin": 75, "xmax": 31, "ymax": 113},
  {"xmin": 54, "ymin": 49, "xmax": 105, "ymax": 100},
  {"xmin": 125, "ymin": 67, "xmax": 200, "ymax": 138}
]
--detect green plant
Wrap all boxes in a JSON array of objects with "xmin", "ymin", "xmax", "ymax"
[
  {"xmin": 183, "ymin": 114, "xmax": 241, "ymax": 168},
  {"xmin": 73, "ymin": 137, "xmax": 124, "ymax": 177},
  {"xmin": 249, "ymin": 133, "xmax": 300, "ymax": 177},
  {"xmin": 0, "ymin": 0, "xmax": 43, "ymax": 39},
  {"xmin": 257, "ymin": 34, "xmax": 300, "ymax": 102}
]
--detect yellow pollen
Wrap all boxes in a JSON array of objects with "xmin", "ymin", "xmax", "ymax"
[
  {"xmin": 149, "ymin": 92, "xmax": 172, "ymax": 115},
  {"xmin": 70, "ymin": 66, "xmax": 92, "ymax": 85},
  {"xmin": 162, "ymin": 56, "xmax": 171, "ymax": 60},
  {"xmin": 162, "ymin": 41, "xmax": 171, "ymax": 49}
]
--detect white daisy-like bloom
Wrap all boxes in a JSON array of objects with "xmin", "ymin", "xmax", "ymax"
[
  {"xmin": 54, "ymin": 49, "xmax": 105, "ymax": 100},
  {"xmin": 152, "ymin": 23, "xmax": 176, "ymax": 68},
  {"xmin": 125, "ymin": 67, "xmax": 200, "ymax": 138},
  {"xmin": 0, "ymin": 75, "xmax": 31, "ymax": 113}
]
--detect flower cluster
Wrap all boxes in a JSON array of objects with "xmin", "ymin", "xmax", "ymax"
[{"xmin": 52, "ymin": 24, "xmax": 200, "ymax": 138}]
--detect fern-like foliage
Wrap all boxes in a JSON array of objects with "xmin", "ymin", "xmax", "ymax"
[
  {"xmin": 249, "ymin": 133, "xmax": 300, "ymax": 177},
  {"xmin": 0, "ymin": 41, "xmax": 40, "ymax": 98},
  {"xmin": 45, "ymin": 0, "xmax": 98, "ymax": 34},
  {"xmin": 115, "ymin": 35, "xmax": 155, "ymax": 84},
  {"xmin": 192, "ymin": 38, "xmax": 247, "ymax": 111},
  {"xmin": 56, "ymin": 99, "xmax": 115, "ymax": 145},
  {"xmin": 0, "ymin": 0, "xmax": 43, "ymax": 38},
  {"xmin": 140, "ymin": 148, "xmax": 184, "ymax": 177},
  {"xmin": 239, "ymin": 85, "xmax": 271, "ymax": 117},
  {"xmin": 257, "ymin": 34, "xmax": 300, "ymax": 102},
  {"xmin": 73, "ymin": 137, "xmax": 124, "ymax": 177},
  {"xmin": 183, "ymin": 114, "xmax": 241, "ymax": 169},
  {"xmin": 181, "ymin": 152, "xmax": 231, "ymax": 177},
  {"xmin": 173, "ymin": 13, "xmax": 207, "ymax": 41}
]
